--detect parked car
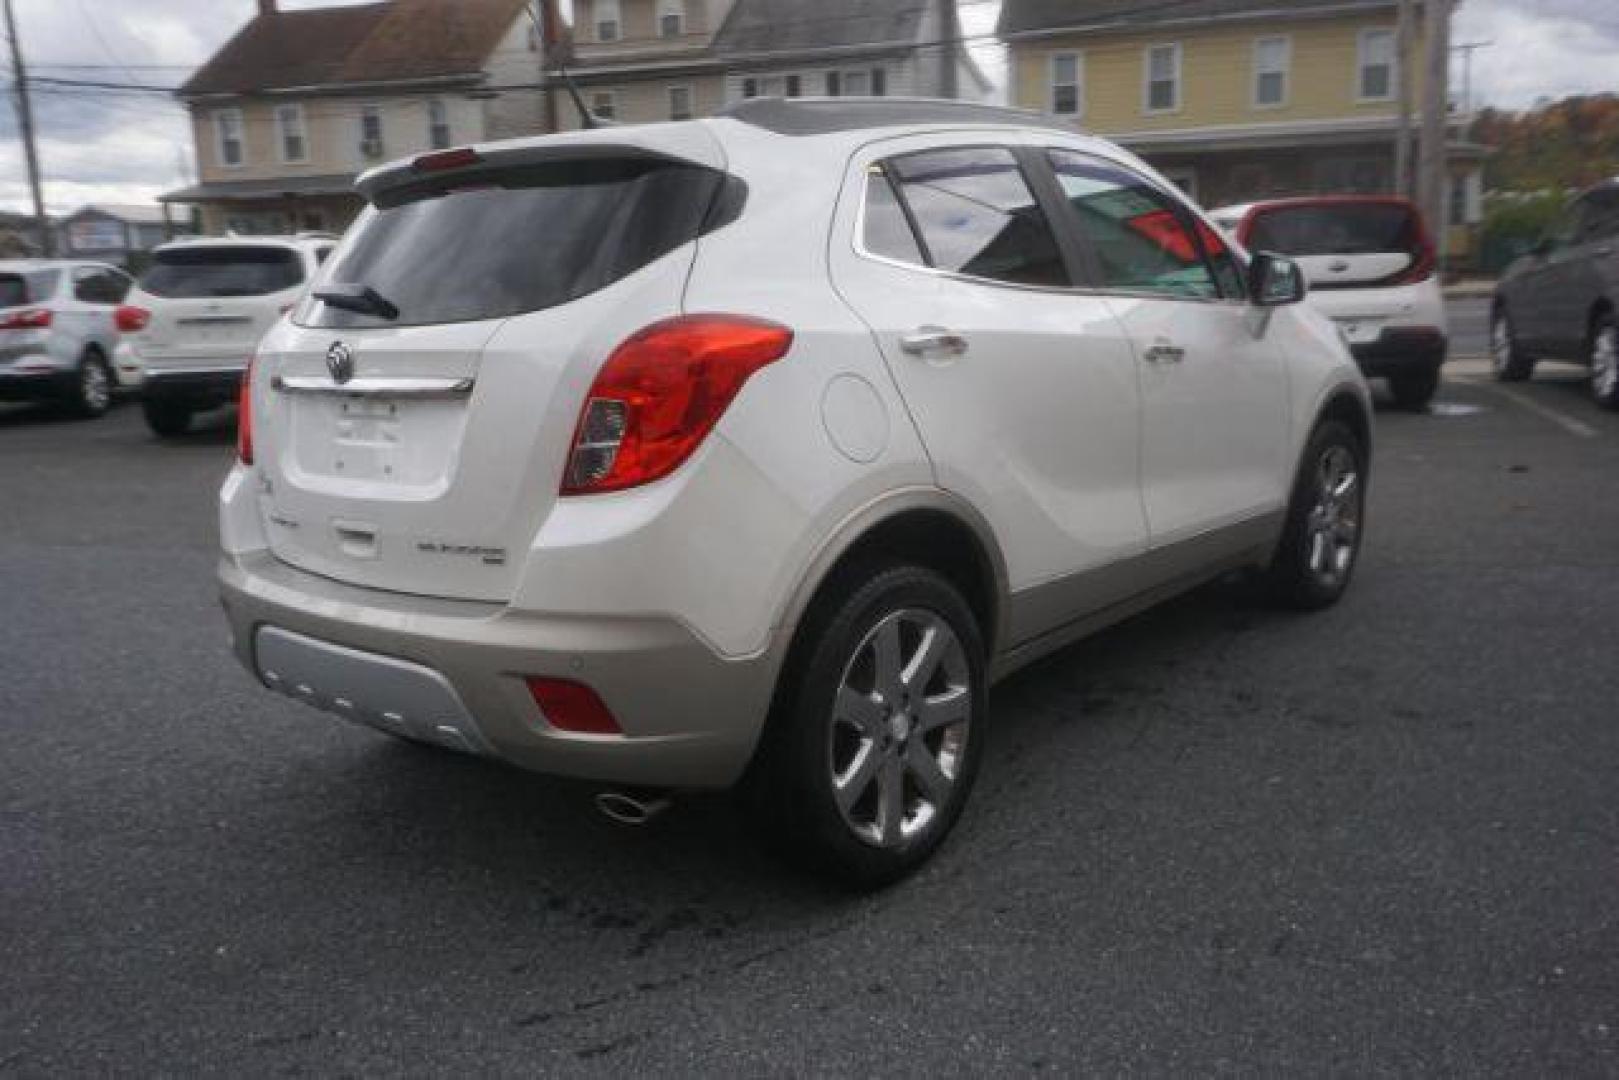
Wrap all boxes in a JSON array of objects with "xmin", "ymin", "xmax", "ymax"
[
  {"xmin": 1491, "ymin": 177, "xmax": 1619, "ymax": 410},
  {"xmin": 119, "ymin": 234, "xmax": 336, "ymax": 437},
  {"xmin": 0, "ymin": 259, "xmax": 134, "ymax": 417},
  {"xmin": 218, "ymin": 100, "xmax": 1372, "ymax": 886},
  {"xmin": 1210, "ymin": 196, "xmax": 1447, "ymax": 410}
]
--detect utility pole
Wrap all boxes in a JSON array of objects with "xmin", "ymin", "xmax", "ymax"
[
  {"xmin": 1451, "ymin": 40, "xmax": 1493, "ymax": 118},
  {"xmin": 3, "ymin": 0, "xmax": 52, "ymax": 256},
  {"xmin": 937, "ymin": 0, "xmax": 959, "ymax": 99},
  {"xmin": 1393, "ymin": 0, "xmax": 1415, "ymax": 197},
  {"xmin": 1418, "ymin": 0, "xmax": 1452, "ymax": 265}
]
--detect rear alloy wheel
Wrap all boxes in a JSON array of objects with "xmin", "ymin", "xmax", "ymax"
[
  {"xmin": 1589, "ymin": 313, "xmax": 1619, "ymax": 411},
  {"xmin": 1491, "ymin": 307, "xmax": 1535, "ymax": 382},
  {"xmin": 71, "ymin": 353, "xmax": 113, "ymax": 419},
  {"xmin": 143, "ymin": 399, "xmax": 193, "ymax": 438},
  {"xmin": 1266, "ymin": 420, "xmax": 1366, "ymax": 610},
  {"xmin": 749, "ymin": 564, "xmax": 985, "ymax": 889},
  {"xmin": 1388, "ymin": 367, "xmax": 1440, "ymax": 412}
]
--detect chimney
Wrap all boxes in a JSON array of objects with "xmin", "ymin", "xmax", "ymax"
[{"xmin": 258, "ymin": 0, "xmax": 276, "ymax": 15}]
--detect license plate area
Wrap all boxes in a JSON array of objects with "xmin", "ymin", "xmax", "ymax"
[{"xmin": 287, "ymin": 393, "xmax": 468, "ymax": 490}]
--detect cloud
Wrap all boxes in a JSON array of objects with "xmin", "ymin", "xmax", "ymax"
[{"xmin": 1454, "ymin": 0, "xmax": 1619, "ymax": 109}]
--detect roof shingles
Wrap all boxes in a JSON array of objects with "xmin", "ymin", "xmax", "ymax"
[
  {"xmin": 998, "ymin": 0, "xmax": 1396, "ymax": 36},
  {"xmin": 180, "ymin": 0, "xmax": 531, "ymax": 97}
]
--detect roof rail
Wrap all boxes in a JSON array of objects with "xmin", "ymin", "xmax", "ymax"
[{"xmin": 717, "ymin": 96, "xmax": 1079, "ymax": 137}]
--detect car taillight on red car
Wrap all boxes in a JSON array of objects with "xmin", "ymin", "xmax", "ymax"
[
  {"xmin": 561, "ymin": 315, "xmax": 794, "ymax": 495},
  {"xmin": 114, "ymin": 305, "xmax": 151, "ymax": 333},
  {"xmin": 237, "ymin": 357, "xmax": 255, "ymax": 465},
  {"xmin": 0, "ymin": 307, "xmax": 53, "ymax": 330}
]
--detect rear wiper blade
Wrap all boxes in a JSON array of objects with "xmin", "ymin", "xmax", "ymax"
[{"xmin": 313, "ymin": 283, "xmax": 399, "ymax": 320}]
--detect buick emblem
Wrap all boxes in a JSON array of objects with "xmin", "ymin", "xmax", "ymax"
[{"xmin": 326, "ymin": 341, "xmax": 354, "ymax": 385}]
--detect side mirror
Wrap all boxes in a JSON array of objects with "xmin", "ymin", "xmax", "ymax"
[{"xmin": 1249, "ymin": 251, "xmax": 1307, "ymax": 307}]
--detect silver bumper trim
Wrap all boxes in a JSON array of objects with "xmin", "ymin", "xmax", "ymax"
[{"xmin": 272, "ymin": 374, "xmax": 475, "ymax": 398}]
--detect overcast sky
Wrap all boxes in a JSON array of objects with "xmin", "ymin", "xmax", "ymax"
[{"xmin": 0, "ymin": 0, "xmax": 1615, "ymax": 214}]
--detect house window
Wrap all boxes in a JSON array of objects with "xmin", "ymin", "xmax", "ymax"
[
  {"xmin": 276, "ymin": 104, "xmax": 307, "ymax": 163},
  {"xmin": 872, "ymin": 67, "xmax": 886, "ymax": 96},
  {"xmin": 359, "ymin": 104, "xmax": 384, "ymax": 158},
  {"xmin": 427, "ymin": 99, "xmax": 451, "ymax": 149},
  {"xmin": 214, "ymin": 109, "xmax": 244, "ymax": 167},
  {"xmin": 785, "ymin": 74, "xmax": 802, "ymax": 97},
  {"xmin": 1144, "ymin": 44, "xmax": 1181, "ymax": 113},
  {"xmin": 595, "ymin": 0, "xmax": 620, "ymax": 42},
  {"xmin": 669, "ymin": 85, "xmax": 693, "ymax": 120},
  {"xmin": 659, "ymin": 0, "xmax": 683, "ymax": 37},
  {"xmin": 1358, "ymin": 28, "xmax": 1395, "ymax": 101},
  {"xmin": 1253, "ymin": 36, "xmax": 1289, "ymax": 107},
  {"xmin": 591, "ymin": 90, "xmax": 617, "ymax": 121},
  {"xmin": 1049, "ymin": 52, "xmax": 1081, "ymax": 116},
  {"xmin": 742, "ymin": 77, "xmax": 759, "ymax": 98}
]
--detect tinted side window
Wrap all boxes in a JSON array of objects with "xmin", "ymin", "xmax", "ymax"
[
  {"xmin": 74, "ymin": 269, "xmax": 127, "ymax": 304},
  {"xmin": 1047, "ymin": 150, "xmax": 1219, "ymax": 300},
  {"xmin": 886, "ymin": 147, "xmax": 1070, "ymax": 287},
  {"xmin": 1, "ymin": 270, "xmax": 59, "ymax": 307},
  {"xmin": 861, "ymin": 165, "xmax": 925, "ymax": 266}
]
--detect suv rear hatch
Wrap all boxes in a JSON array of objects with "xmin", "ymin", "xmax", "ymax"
[
  {"xmin": 135, "ymin": 246, "xmax": 304, "ymax": 371},
  {"xmin": 255, "ymin": 129, "xmax": 736, "ymax": 602},
  {"xmin": 1241, "ymin": 199, "xmax": 1434, "ymax": 289}
]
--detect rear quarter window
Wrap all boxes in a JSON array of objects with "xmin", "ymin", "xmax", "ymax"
[
  {"xmin": 0, "ymin": 269, "xmax": 60, "ymax": 307},
  {"xmin": 140, "ymin": 247, "xmax": 304, "ymax": 299},
  {"xmin": 303, "ymin": 156, "xmax": 731, "ymax": 329}
]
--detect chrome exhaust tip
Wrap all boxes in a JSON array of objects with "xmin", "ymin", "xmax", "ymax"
[{"xmin": 595, "ymin": 789, "xmax": 673, "ymax": 827}]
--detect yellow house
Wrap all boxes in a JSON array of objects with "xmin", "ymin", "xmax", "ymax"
[{"xmin": 999, "ymin": 0, "xmax": 1485, "ymax": 259}]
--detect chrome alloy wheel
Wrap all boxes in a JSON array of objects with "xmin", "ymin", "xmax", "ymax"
[
  {"xmin": 1491, "ymin": 314, "xmax": 1514, "ymax": 376},
  {"xmin": 1305, "ymin": 444, "xmax": 1362, "ymax": 586},
  {"xmin": 829, "ymin": 608, "xmax": 971, "ymax": 848},
  {"xmin": 1592, "ymin": 323, "xmax": 1619, "ymax": 401},
  {"xmin": 81, "ymin": 359, "xmax": 110, "ymax": 413}
]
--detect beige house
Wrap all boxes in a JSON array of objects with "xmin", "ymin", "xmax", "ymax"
[
  {"xmin": 999, "ymin": 0, "xmax": 1485, "ymax": 258},
  {"xmin": 552, "ymin": 0, "xmax": 737, "ymax": 131},
  {"xmin": 164, "ymin": 0, "xmax": 545, "ymax": 236}
]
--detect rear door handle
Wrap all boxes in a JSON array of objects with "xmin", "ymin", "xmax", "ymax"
[
  {"xmin": 900, "ymin": 327, "xmax": 969, "ymax": 359},
  {"xmin": 1143, "ymin": 343, "xmax": 1186, "ymax": 364}
]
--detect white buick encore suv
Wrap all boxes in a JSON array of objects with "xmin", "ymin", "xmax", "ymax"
[{"xmin": 219, "ymin": 100, "xmax": 1372, "ymax": 886}]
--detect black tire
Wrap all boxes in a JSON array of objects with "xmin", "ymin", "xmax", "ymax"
[
  {"xmin": 744, "ymin": 563, "xmax": 987, "ymax": 890},
  {"xmin": 143, "ymin": 399, "xmax": 193, "ymax": 438},
  {"xmin": 1588, "ymin": 311, "xmax": 1619, "ymax": 411},
  {"xmin": 1265, "ymin": 420, "xmax": 1367, "ymax": 611},
  {"xmin": 1491, "ymin": 305, "xmax": 1535, "ymax": 382},
  {"xmin": 69, "ymin": 351, "xmax": 113, "ymax": 419},
  {"xmin": 1388, "ymin": 366, "xmax": 1440, "ymax": 412}
]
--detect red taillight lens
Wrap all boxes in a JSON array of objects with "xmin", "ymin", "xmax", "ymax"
[
  {"xmin": 1392, "ymin": 233, "xmax": 1438, "ymax": 285},
  {"xmin": 114, "ymin": 305, "xmax": 151, "ymax": 333},
  {"xmin": 237, "ymin": 357, "xmax": 254, "ymax": 465},
  {"xmin": 413, "ymin": 147, "xmax": 483, "ymax": 172},
  {"xmin": 561, "ymin": 315, "xmax": 794, "ymax": 495},
  {"xmin": 526, "ymin": 678, "xmax": 621, "ymax": 735},
  {"xmin": 0, "ymin": 307, "xmax": 53, "ymax": 330}
]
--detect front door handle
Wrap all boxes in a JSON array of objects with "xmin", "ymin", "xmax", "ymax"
[
  {"xmin": 900, "ymin": 327, "xmax": 969, "ymax": 359},
  {"xmin": 1143, "ymin": 342, "xmax": 1186, "ymax": 364}
]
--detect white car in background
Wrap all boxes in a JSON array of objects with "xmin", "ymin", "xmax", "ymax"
[
  {"xmin": 1211, "ymin": 196, "xmax": 1448, "ymax": 410},
  {"xmin": 119, "ymin": 235, "xmax": 335, "ymax": 437},
  {"xmin": 0, "ymin": 260, "xmax": 134, "ymax": 418},
  {"xmin": 220, "ymin": 100, "xmax": 1372, "ymax": 887}
]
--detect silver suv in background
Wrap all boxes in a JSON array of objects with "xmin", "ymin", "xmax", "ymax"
[
  {"xmin": 120, "ymin": 235, "xmax": 335, "ymax": 437},
  {"xmin": 0, "ymin": 260, "xmax": 134, "ymax": 418}
]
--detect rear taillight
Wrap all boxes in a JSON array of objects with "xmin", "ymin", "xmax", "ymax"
[
  {"xmin": 114, "ymin": 305, "xmax": 151, "ymax": 333},
  {"xmin": 561, "ymin": 315, "xmax": 794, "ymax": 495},
  {"xmin": 0, "ymin": 307, "xmax": 52, "ymax": 330},
  {"xmin": 237, "ymin": 357, "xmax": 254, "ymax": 465},
  {"xmin": 1391, "ymin": 231, "xmax": 1437, "ymax": 285},
  {"xmin": 413, "ymin": 147, "xmax": 482, "ymax": 172},
  {"xmin": 526, "ymin": 678, "xmax": 621, "ymax": 735}
]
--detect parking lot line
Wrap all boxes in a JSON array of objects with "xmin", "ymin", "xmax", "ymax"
[{"xmin": 1468, "ymin": 382, "xmax": 1601, "ymax": 439}]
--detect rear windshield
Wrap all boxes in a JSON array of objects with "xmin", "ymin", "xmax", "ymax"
[
  {"xmin": 1245, "ymin": 203, "xmax": 1422, "ymax": 256},
  {"xmin": 140, "ymin": 247, "xmax": 304, "ymax": 299},
  {"xmin": 0, "ymin": 270, "xmax": 59, "ymax": 307},
  {"xmin": 303, "ymin": 157, "xmax": 729, "ymax": 329}
]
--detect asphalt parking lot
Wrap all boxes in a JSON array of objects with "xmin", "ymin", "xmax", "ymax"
[{"xmin": 4, "ymin": 342, "xmax": 1617, "ymax": 1072}]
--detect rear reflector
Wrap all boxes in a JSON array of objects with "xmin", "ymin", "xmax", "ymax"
[
  {"xmin": 115, "ymin": 305, "xmax": 151, "ymax": 333},
  {"xmin": 561, "ymin": 315, "xmax": 794, "ymax": 495},
  {"xmin": 0, "ymin": 307, "xmax": 52, "ymax": 330},
  {"xmin": 237, "ymin": 357, "xmax": 255, "ymax": 465},
  {"xmin": 526, "ymin": 678, "xmax": 622, "ymax": 735},
  {"xmin": 413, "ymin": 147, "xmax": 483, "ymax": 173}
]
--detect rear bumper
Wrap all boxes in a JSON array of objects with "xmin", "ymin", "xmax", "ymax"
[
  {"xmin": 143, "ymin": 364, "xmax": 243, "ymax": 408},
  {"xmin": 218, "ymin": 551, "xmax": 779, "ymax": 790},
  {"xmin": 1350, "ymin": 328, "xmax": 1448, "ymax": 377}
]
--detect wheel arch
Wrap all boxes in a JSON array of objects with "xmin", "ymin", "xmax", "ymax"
[
  {"xmin": 1313, "ymin": 382, "xmax": 1373, "ymax": 461},
  {"xmin": 1589, "ymin": 296, "xmax": 1615, "ymax": 344}
]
